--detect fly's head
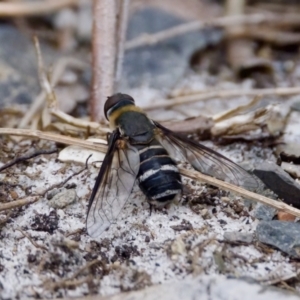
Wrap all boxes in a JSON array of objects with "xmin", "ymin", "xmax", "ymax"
[{"xmin": 104, "ymin": 93, "xmax": 136, "ymax": 128}]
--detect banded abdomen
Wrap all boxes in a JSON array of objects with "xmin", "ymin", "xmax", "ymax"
[{"xmin": 136, "ymin": 140, "xmax": 182, "ymax": 205}]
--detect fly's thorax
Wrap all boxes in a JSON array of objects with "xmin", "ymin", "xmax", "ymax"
[
  {"xmin": 108, "ymin": 105, "xmax": 144, "ymax": 129},
  {"xmin": 114, "ymin": 110, "xmax": 156, "ymax": 144},
  {"xmin": 105, "ymin": 93, "xmax": 155, "ymax": 143}
]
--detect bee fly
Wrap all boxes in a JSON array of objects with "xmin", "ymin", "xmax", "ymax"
[{"xmin": 86, "ymin": 93, "xmax": 259, "ymax": 238}]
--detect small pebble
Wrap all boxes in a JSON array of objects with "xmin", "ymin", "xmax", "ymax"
[{"xmin": 48, "ymin": 189, "xmax": 77, "ymax": 209}]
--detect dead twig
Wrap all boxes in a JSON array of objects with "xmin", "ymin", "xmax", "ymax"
[
  {"xmin": 232, "ymin": 26, "xmax": 300, "ymax": 47},
  {"xmin": 2, "ymin": 128, "xmax": 298, "ymax": 218},
  {"xmin": 143, "ymin": 86, "xmax": 300, "ymax": 111},
  {"xmin": 45, "ymin": 277, "xmax": 92, "ymax": 291},
  {"xmin": 0, "ymin": 149, "xmax": 58, "ymax": 173},
  {"xmin": 65, "ymin": 228, "xmax": 84, "ymax": 237},
  {"xmin": 67, "ymin": 259, "xmax": 103, "ymax": 280},
  {"xmin": 0, "ymin": 196, "xmax": 39, "ymax": 212},
  {"xmin": 19, "ymin": 57, "xmax": 87, "ymax": 129},
  {"xmin": 179, "ymin": 168, "xmax": 300, "ymax": 219},
  {"xmin": 34, "ymin": 37, "xmax": 57, "ymax": 110},
  {"xmin": 212, "ymin": 95, "xmax": 261, "ymax": 122},
  {"xmin": 0, "ymin": 156, "xmax": 90, "ymax": 211},
  {"xmin": 33, "ymin": 37, "xmax": 109, "ymax": 135},
  {"xmin": 91, "ymin": 0, "xmax": 117, "ymax": 122},
  {"xmin": 0, "ymin": 128, "xmax": 107, "ymax": 153},
  {"xmin": 161, "ymin": 115, "xmax": 213, "ymax": 134},
  {"xmin": 0, "ymin": 0, "xmax": 80, "ymax": 17},
  {"xmin": 195, "ymin": 236, "xmax": 217, "ymax": 254},
  {"xmin": 16, "ymin": 228, "xmax": 48, "ymax": 252},
  {"xmin": 39, "ymin": 154, "xmax": 92, "ymax": 197},
  {"xmin": 49, "ymin": 110, "xmax": 109, "ymax": 134},
  {"xmin": 43, "ymin": 259, "xmax": 102, "ymax": 291},
  {"xmin": 125, "ymin": 13, "xmax": 300, "ymax": 50}
]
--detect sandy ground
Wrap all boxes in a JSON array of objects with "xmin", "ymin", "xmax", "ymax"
[{"xmin": 1, "ymin": 72, "xmax": 300, "ymax": 299}]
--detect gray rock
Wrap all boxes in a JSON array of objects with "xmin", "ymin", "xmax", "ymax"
[
  {"xmin": 245, "ymin": 187, "xmax": 278, "ymax": 221},
  {"xmin": 253, "ymin": 162, "xmax": 300, "ymax": 208},
  {"xmin": 224, "ymin": 231, "xmax": 253, "ymax": 243},
  {"xmin": 121, "ymin": 8, "xmax": 223, "ymax": 90},
  {"xmin": 92, "ymin": 275, "xmax": 300, "ymax": 300},
  {"xmin": 252, "ymin": 203, "xmax": 278, "ymax": 221},
  {"xmin": 291, "ymin": 98, "xmax": 300, "ymax": 111},
  {"xmin": 48, "ymin": 189, "xmax": 77, "ymax": 209},
  {"xmin": 256, "ymin": 221, "xmax": 300, "ymax": 258}
]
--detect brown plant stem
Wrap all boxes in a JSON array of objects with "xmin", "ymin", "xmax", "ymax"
[
  {"xmin": 91, "ymin": 0, "xmax": 117, "ymax": 122},
  {"xmin": 0, "ymin": 128, "xmax": 107, "ymax": 153}
]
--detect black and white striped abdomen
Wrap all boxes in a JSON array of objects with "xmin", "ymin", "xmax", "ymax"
[{"xmin": 136, "ymin": 140, "xmax": 182, "ymax": 205}]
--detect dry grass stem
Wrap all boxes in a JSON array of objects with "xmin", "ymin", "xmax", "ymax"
[
  {"xmin": 0, "ymin": 0, "xmax": 80, "ymax": 17},
  {"xmin": 0, "ymin": 128, "xmax": 107, "ymax": 153},
  {"xmin": 92, "ymin": 0, "xmax": 117, "ymax": 122},
  {"xmin": 19, "ymin": 92, "xmax": 45, "ymax": 129},
  {"xmin": 16, "ymin": 228, "xmax": 48, "ymax": 251},
  {"xmin": 125, "ymin": 13, "xmax": 300, "ymax": 50},
  {"xmin": 44, "ymin": 277, "xmax": 92, "ymax": 291},
  {"xmin": 0, "ymin": 196, "xmax": 39, "ymax": 212},
  {"xmin": 50, "ymin": 109, "xmax": 109, "ymax": 134},
  {"xmin": 0, "ymin": 149, "xmax": 57, "ymax": 172},
  {"xmin": 1, "ymin": 127, "xmax": 297, "ymax": 218},
  {"xmin": 18, "ymin": 57, "xmax": 87, "ymax": 129},
  {"xmin": 67, "ymin": 259, "xmax": 103, "ymax": 280},
  {"xmin": 143, "ymin": 86, "xmax": 300, "ymax": 111},
  {"xmin": 232, "ymin": 27, "xmax": 300, "ymax": 46},
  {"xmin": 212, "ymin": 95, "xmax": 261, "ymax": 122},
  {"xmin": 34, "ymin": 36, "xmax": 58, "ymax": 109},
  {"xmin": 161, "ymin": 115, "xmax": 213, "ymax": 133},
  {"xmin": 43, "ymin": 259, "xmax": 102, "ymax": 291},
  {"xmin": 32, "ymin": 38, "xmax": 109, "ymax": 134},
  {"xmin": 179, "ymin": 168, "xmax": 300, "ymax": 218},
  {"xmin": 39, "ymin": 159, "xmax": 90, "ymax": 197}
]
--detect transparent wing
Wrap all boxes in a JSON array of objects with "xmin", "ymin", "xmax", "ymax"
[
  {"xmin": 154, "ymin": 122, "xmax": 260, "ymax": 191},
  {"xmin": 86, "ymin": 131, "xmax": 140, "ymax": 238}
]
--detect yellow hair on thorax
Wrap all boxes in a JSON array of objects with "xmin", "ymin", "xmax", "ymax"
[{"xmin": 108, "ymin": 105, "xmax": 144, "ymax": 129}]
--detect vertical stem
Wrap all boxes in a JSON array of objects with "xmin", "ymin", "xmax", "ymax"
[
  {"xmin": 115, "ymin": 0, "xmax": 130, "ymax": 88},
  {"xmin": 91, "ymin": 0, "xmax": 117, "ymax": 123}
]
